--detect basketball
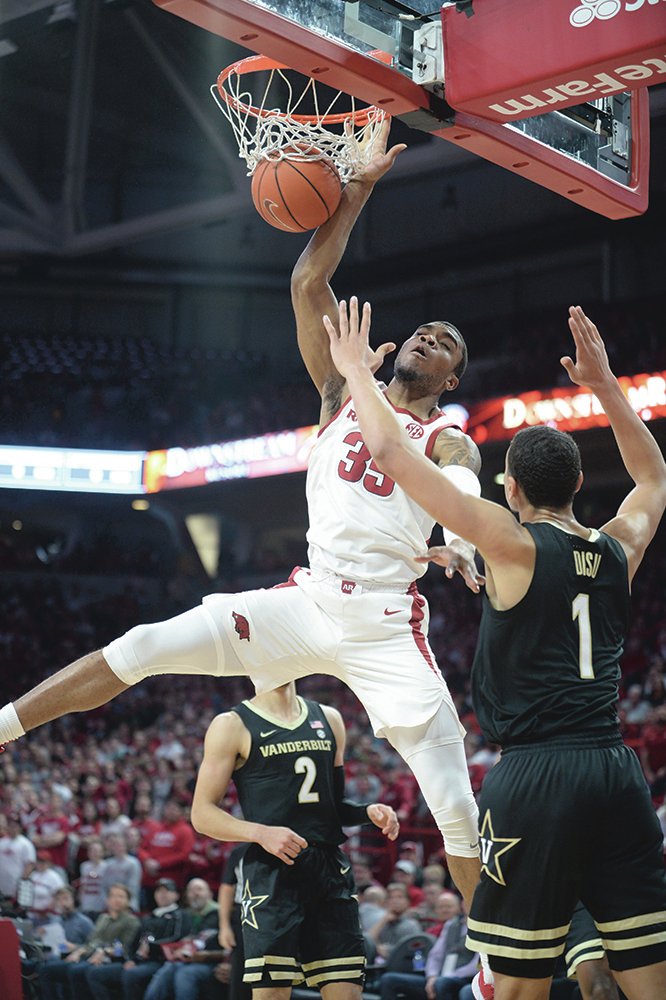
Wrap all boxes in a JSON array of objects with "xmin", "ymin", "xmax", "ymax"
[{"xmin": 251, "ymin": 149, "xmax": 342, "ymax": 233}]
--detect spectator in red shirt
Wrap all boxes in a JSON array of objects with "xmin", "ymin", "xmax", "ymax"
[
  {"xmin": 74, "ymin": 800, "xmax": 102, "ymax": 866},
  {"xmin": 138, "ymin": 799, "xmax": 195, "ymax": 896},
  {"xmin": 186, "ymin": 833, "xmax": 226, "ymax": 891},
  {"xmin": 381, "ymin": 763, "xmax": 418, "ymax": 824},
  {"xmin": 641, "ymin": 705, "xmax": 666, "ymax": 797},
  {"xmin": 130, "ymin": 793, "xmax": 159, "ymax": 844},
  {"xmin": 32, "ymin": 793, "xmax": 70, "ymax": 872}
]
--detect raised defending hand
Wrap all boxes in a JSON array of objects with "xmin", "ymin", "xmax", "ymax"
[
  {"xmin": 323, "ymin": 296, "xmax": 396, "ymax": 379},
  {"xmin": 367, "ymin": 803, "xmax": 399, "ymax": 841},
  {"xmin": 561, "ymin": 306, "xmax": 614, "ymax": 391},
  {"xmin": 415, "ymin": 542, "xmax": 486, "ymax": 594},
  {"xmin": 257, "ymin": 825, "xmax": 308, "ymax": 865},
  {"xmin": 351, "ymin": 117, "xmax": 407, "ymax": 185}
]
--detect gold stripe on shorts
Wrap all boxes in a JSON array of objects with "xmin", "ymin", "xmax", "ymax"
[
  {"xmin": 601, "ymin": 930, "xmax": 666, "ymax": 952},
  {"xmin": 466, "ymin": 936, "xmax": 565, "ymax": 960},
  {"xmin": 306, "ymin": 969, "xmax": 366, "ymax": 986},
  {"xmin": 467, "ymin": 917, "xmax": 570, "ymax": 941},
  {"xmin": 594, "ymin": 910, "xmax": 666, "ymax": 932},
  {"xmin": 301, "ymin": 955, "xmax": 365, "ymax": 971}
]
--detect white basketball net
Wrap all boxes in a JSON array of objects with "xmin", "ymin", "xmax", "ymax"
[{"xmin": 212, "ymin": 62, "xmax": 388, "ymax": 183}]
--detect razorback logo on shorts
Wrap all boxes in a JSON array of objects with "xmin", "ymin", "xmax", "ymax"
[
  {"xmin": 341, "ymin": 580, "xmax": 356, "ymax": 595},
  {"xmin": 232, "ymin": 611, "xmax": 251, "ymax": 641},
  {"xmin": 406, "ymin": 422, "xmax": 424, "ymax": 439}
]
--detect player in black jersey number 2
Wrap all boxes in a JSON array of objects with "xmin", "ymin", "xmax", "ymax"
[
  {"xmin": 191, "ymin": 682, "xmax": 399, "ymax": 999},
  {"xmin": 325, "ymin": 300, "xmax": 666, "ymax": 1000}
]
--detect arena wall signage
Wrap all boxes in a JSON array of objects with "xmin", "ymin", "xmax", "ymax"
[
  {"xmin": 0, "ymin": 446, "xmax": 144, "ymax": 493},
  {"xmin": 142, "ymin": 425, "xmax": 318, "ymax": 493},
  {"xmin": 1, "ymin": 373, "xmax": 663, "ymax": 493},
  {"xmin": 466, "ymin": 371, "xmax": 666, "ymax": 444}
]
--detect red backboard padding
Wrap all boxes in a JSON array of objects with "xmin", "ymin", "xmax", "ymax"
[{"xmin": 442, "ymin": 0, "xmax": 666, "ymax": 123}]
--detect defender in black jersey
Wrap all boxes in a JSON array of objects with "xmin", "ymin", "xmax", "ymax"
[
  {"xmin": 191, "ymin": 682, "xmax": 399, "ymax": 998},
  {"xmin": 325, "ymin": 301, "xmax": 666, "ymax": 999}
]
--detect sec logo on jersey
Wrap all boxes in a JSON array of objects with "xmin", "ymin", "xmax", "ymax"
[{"xmin": 406, "ymin": 422, "xmax": 424, "ymax": 439}]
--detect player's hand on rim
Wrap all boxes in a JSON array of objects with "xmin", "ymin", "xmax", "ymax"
[
  {"xmin": 323, "ymin": 296, "xmax": 396, "ymax": 379},
  {"xmin": 561, "ymin": 305, "xmax": 614, "ymax": 391},
  {"xmin": 348, "ymin": 117, "xmax": 407, "ymax": 185},
  {"xmin": 258, "ymin": 825, "xmax": 308, "ymax": 865},
  {"xmin": 366, "ymin": 803, "xmax": 399, "ymax": 841}
]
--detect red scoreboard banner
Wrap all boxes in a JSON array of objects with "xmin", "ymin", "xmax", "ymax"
[
  {"xmin": 143, "ymin": 425, "xmax": 318, "ymax": 493},
  {"xmin": 465, "ymin": 370, "xmax": 666, "ymax": 444}
]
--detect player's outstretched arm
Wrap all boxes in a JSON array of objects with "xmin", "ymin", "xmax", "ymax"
[
  {"xmin": 291, "ymin": 119, "xmax": 405, "ymax": 410},
  {"xmin": 191, "ymin": 713, "xmax": 307, "ymax": 865},
  {"xmin": 323, "ymin": 297, "xmax": 525, "ymax": 564},
  {"xmin": 563, "ymin": 306, "xmax": 666, "ymax": 580}
]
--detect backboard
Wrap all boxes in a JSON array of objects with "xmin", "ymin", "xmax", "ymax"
[{"xmin": 153, "ymin": 0, "xmax": 653, "ymax": 218}]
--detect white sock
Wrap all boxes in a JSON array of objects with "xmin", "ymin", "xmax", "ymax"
[
  {"xmin": 480, "ymin": 953, "xmax": 494, "ymax": 983},
  {"xmin": 0, "ymin": 703, "xmax": 26, "ymax": 744}
]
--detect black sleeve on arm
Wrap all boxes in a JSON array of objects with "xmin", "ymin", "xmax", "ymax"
[{"xmin": 334, "ymin": 765, "xmax": 371, "ymax": 825}]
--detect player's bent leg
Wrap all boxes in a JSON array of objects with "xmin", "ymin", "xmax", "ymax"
[
  {"xmin": 611, "ymin": 959, "xmax": 666, "ymax": 1000},
  {"xmin": 3, "ymin": 649, "xmax": 128, "ymax": 739},
  {"xmin": 320, "ymin": 982, "xmax": 364, "ymax": 1000},
  {"xmin": 493, "ymin": 972, "xmax": 552, "ymax": 1000},
  {"xmin": 2, "ymin": 601, "xmax": 247, "ymax": 742},
  {"xmin": 575, "ymin": 958, "xmax": 618, "ymax": 1000},
  {"xmin": 252, "ymin": 989, "xmax": 293, "ymax": 1000},
  {"xmin": 387, "ymin": 711, "xmax": 480, "ymax": 911},
  {"xmin": 103, "ymin": 603, "xmax": 245, "ymax": 685}
]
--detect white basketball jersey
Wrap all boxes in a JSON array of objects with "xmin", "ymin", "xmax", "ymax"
[{"xmin": 306, "ymin": 392, "xmax": 456, "ymax": 587}]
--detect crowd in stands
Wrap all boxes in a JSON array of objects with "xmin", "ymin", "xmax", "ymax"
[
  {"xmin": 1, "ymin": 482, "xmax": 665, "ymax": 998},
  {"xmin": 2, "ymin": 298, "xmax": 664, "ymax": 451}
]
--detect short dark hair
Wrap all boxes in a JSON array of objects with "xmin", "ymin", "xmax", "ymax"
[
  {"xmin": 107, "ymin": 883, "xmax": 131, "ymax": 901},
  {"xmin": 435, "ymin": 321, "xmax": 468, "ymax": 380},
  {"xmin": 507, "ymin": 426, "xmax": 581, "ymax": 508}
]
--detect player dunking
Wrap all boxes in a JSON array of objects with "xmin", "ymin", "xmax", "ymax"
[
  {"xmin": 191, "ymin": 681, "xmax": 399, "ymax": 997},
  {"xmin": 324, "ymin": 298, "xmax": 666, "ymax": 1000},
  {"xmin": 0, "ymin": 121, "xmax": 484, "ymax": 909}
]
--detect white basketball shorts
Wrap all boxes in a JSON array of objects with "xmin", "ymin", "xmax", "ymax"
[{"xmin": 104, "ymin": 567, "xmax": 465, "ymax": 739}]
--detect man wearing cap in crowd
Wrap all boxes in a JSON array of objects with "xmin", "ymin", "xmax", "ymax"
[
  {"xmin": 392, "ymin": 859, "xmax": 425, "ymax": 907},
  {"xmin": 143, "ymin": 877, "xmax": 224, "ymax": 1000},
  {"xmin": 399, "ymin": 841, "xmax": 424, "ymax": 883},
  {"xmin": 84, "ymin": 877, "xmax": 192, "ymax": 1000}
]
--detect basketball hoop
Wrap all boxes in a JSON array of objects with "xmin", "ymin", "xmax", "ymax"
[{"xmin": 213, "ymin": 54, "xmax": 387, "ymax": 182}]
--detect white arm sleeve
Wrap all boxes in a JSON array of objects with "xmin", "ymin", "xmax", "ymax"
[{"xmin": 439, "ymin": 465, "xmax": 482, "ymax": 546}]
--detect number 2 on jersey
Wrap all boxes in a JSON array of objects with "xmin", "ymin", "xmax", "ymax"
[
  {"xmin": 338, "ymin": 431, "xmax": 395, "ymax": 497},
  {"xmin": 294, "ymin": 756, "xmax": 319, "ymax": 803},
  {"xmin": 572, "ymin": 593, "xmax": 595, "ymax": 679}
]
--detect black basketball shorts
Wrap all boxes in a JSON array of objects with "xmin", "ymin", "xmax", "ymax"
[
  {"xmin": 240, "ymin": 842, "xmax": 366, "ymax": 989},
  {"xmin": 466, "ymin": 734, "xmax": 666, "ymax": 979}
]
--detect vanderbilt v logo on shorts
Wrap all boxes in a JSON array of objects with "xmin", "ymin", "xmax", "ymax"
[
  {"xmin": 478, "ymin": 809, "xmax": 521, "ymax": 887},
  {"xmin": 240, "ymin": 879, "xmax": 268, "ymax": 929}
]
